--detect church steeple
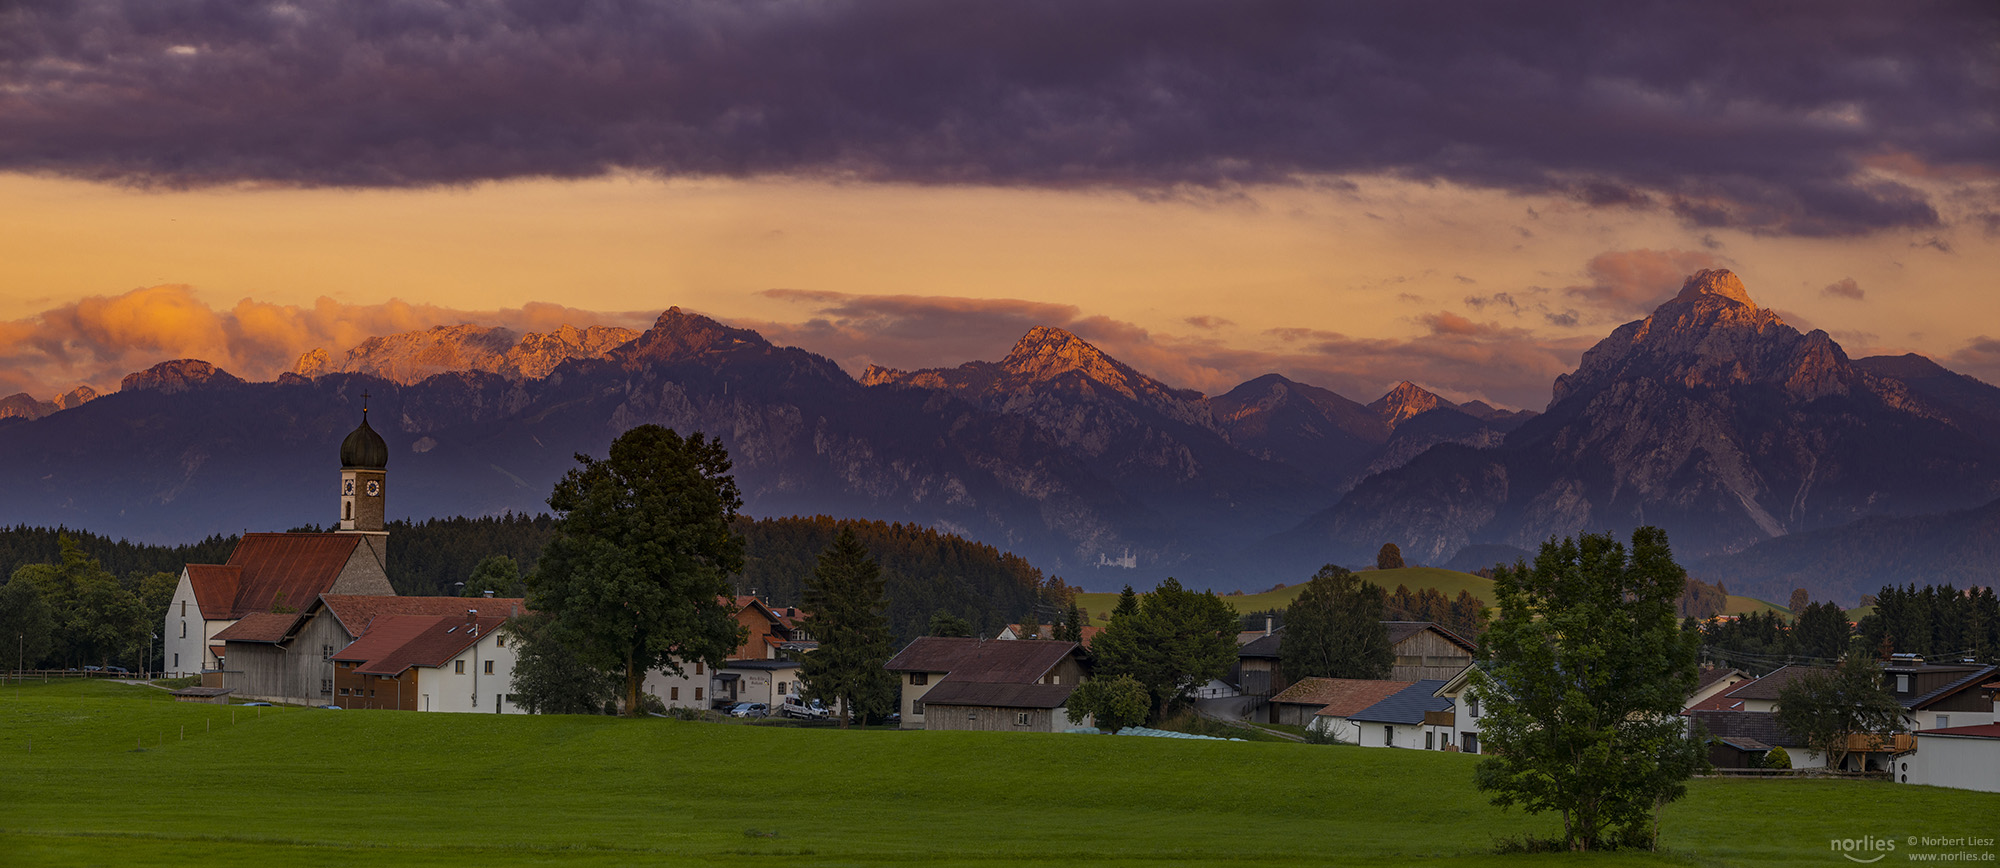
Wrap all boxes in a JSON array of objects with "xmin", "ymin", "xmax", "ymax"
[{"xmin": 337, "ymin": 396, "xmax": 389, "ymax": 533}]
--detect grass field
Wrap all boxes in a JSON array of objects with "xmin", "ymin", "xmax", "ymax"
[{"xmin": 3, "ymin": 680, "xmax": 1995, "ymax": 866}]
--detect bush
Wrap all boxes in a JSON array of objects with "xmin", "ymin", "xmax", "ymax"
[{"xmin": 1762, "ymin": 746, "xmax": 1792, "ymax": 769}]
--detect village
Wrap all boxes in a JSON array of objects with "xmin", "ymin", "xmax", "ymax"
[{"xmin": 145, "ymin": 408, "xmax": 2000, "ymax": 799}]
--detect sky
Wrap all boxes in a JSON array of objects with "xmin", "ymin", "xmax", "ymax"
[{"xmin": 3, "ymin": 0, "xmax": 1997, "ymax": 410}]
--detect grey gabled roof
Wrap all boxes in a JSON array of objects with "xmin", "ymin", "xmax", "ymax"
[
  {"xmin": 1907, "ymin": 665, "xmax": 2000, "ymax": 711},
  {"xmin": 1347, "ymin": 679, "xmax": 1452, "ymax": 725}
]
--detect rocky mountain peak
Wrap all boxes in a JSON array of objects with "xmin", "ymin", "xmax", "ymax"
[
  {"xmin": 615, "ymin": 307, "xmax": 768, "ymax": 365},
  {"xmin": 1668, "ymin": 268, "xmax": 1756, "ymax": 309},
  {"xmin": 999, "ymin": 327, "xmax": 1125, "ymax": 383},
  {"xmin": 54, "ymin": 385, "xmax": 97, "ymax": 410},
  {"xmin": 297, "ymin": 322, "xmax": 639, "ymax": 383},
  {"xmin": 1368, "ymin": 380, "xmax": 1456, "ymax": 429},
  {"xmin": 121, "ymin": 359, "xmax": 243, "ymax": 394}
]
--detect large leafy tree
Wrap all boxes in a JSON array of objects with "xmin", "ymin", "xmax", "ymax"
[
  {"xmin": 1090, "ymin": 578, "xmax": 1238, "ymax": 721},
  {"xmin": 0, "ymin": 578, "xmax": 55, "ymax": 670},
  {"xmin": 460, "ymin": 555, "xmax": 527, "ymax": 598},
  {"xmin": 1065, "ymin": 674, "xmax": 1148, "ymax": 731},
  {"xmin": 1280, "ymin": 565, "xmax": 1393, "ymax": 680},
  {"xmin": 1470, "ymin": 527, "xmax": 1706, "ymax": 851},
  {"xmin": 503, "ymin": 612, "xmax": 621, "ymax": 715},
  {"xmin": 1776, "ymin": 655, "xmax": 1905, "ymax": 771},
  {"xmin": 527, "ymin": 426, "xmax": 749, "ymax": 716},
  {"xmin": 12, "ymin": 536, "xmax": 148, "ymax": 668},
  {"xmin": 799, "ymin": 528, "xmax": 898, "ymax": 728}
]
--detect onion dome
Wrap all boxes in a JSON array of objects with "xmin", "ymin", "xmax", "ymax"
[{"xmin": 340, "ymin": 410, "xmax": 388, "ymax": 469}]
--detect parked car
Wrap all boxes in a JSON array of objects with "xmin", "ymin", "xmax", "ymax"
[
  {"xmin": 780, "ymin": 695, "xmax": 829, "ymax": 719},
  {"xmin": 240, "ymin": 702, "xmax": 273, "ymax": 707},
  {"xmin": 315, "ymin": 705, "xmax": 342, "ymax": 710},
  {"xmin": 729, "ymin": 702, "xmax": 770, "ymax": 718},
  {"xmin": 103, "ymin": 665, "xmax": 130, "ymax": 675},
  {"xmin": 82, "ymin": 665, "xmax": 102, "ymax": 672}
]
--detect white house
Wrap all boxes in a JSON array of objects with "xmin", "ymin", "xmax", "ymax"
[
  {"xmin": 330, "ymin": 611, "xmax": 525, "ymax": 713},
  {"xmin": 1349, "ymin": 679, "xmax": 1454, "ymax": 749},
  {"xmin": 1901, "ymin": 723, "xmax": 2000, "ymax": 792}
]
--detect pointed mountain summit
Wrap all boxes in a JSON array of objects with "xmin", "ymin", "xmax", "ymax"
[
  {"xmin": 121, "ymin": 359, "xmax": 244, "ymax": 394},
  {"xmin": 1290, "ymin": 268, "xmax": 2000, "ymax": 573},
  {"xmin": 866, "ymin": 327, "xmax": 1210, "ymax": 428},
  {"xmin": 1368, "ymin": 381, "xmax": 1458, "ymax": 429}
]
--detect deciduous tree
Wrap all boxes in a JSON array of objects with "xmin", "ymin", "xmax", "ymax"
[
  {"xmin": 461, "ymin": 554, "xmax": 526, "ymax": 597},
  {"xmin": 527, "ymin": 426, "xmax": 749, "ymax": 716},
  {"xmin": 1089, "ymin": 579, "xmax": 1238, "ymax": 721},
  {"xmin": 799, "ymin": 528, "xmax": 898, "ymax": 728},
  {"xmin": 503, "ymin": 612, "xmax": 621, "ymax": 715},
  {"xmin": 1066, "ymin": 674, "xmax": 1148, "ymax": 731},
  {"xmin": 1776, "ymin": 655, "xmax": 1904, "ymax": 771},
  {"xmin": 927, "ymin": 611, "xmax": 974, "ymax": 638},
  {"xmin": 1470, "ymin": 527, "xmax": 1705, "ymax": 851},
  {"xmin": 1376, "ymin": 543, "xmax": 1405, "ymax": 570},
  {"xmin": 1280, "ymin": 565, "xmax": 1393, "ymax": 680}
]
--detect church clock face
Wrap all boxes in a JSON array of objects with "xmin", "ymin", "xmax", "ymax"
[
  {"xmin": 365, "ymin": 480, "xmax": 381, "ymax": 497},
  {"xmin": 343, "ymin": 479, "xmax": 354, "ymax": 495}
]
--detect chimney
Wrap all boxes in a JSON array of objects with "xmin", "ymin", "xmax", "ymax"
[{"xmin": 1265, "ymin": 615, "xmax": 1273, "ymax": 637}]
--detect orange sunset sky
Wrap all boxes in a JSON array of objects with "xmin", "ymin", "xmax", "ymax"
[{"xmin": 4, "ymin": 2, "xmax": 1996, "ymax": 410}]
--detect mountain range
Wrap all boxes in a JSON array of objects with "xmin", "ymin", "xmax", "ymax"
[{"xmin": 5, "ymin": 268, "xmax": 1998, "ymax": 603}]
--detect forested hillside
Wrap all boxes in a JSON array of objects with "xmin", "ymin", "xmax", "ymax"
[{"xmin": 5, "ymin": 513, "xmax": 1060, "ymax": 646}]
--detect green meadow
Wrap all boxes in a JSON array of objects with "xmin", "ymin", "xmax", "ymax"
[{"xmin": 2, "ymin": 680, "xmax": 1991, "ymax": 867}]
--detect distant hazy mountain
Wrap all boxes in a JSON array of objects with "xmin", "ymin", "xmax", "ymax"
[
  {"xmin": 1275, "ymin": 270, "xmax": 2000, "ymax": 574},
  {"xmin": 295, "ymin": 323, "xmax": 639, "ymax": 383}
]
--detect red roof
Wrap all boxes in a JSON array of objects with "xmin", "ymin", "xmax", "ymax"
[
  {"xmin": 186, "ymin": 533, "xmax": 363, "ymax": 619},
  {"xmin": 332, "ymin": 613, "xmax": 508, "ymax": 676},
  {"xmin": 886, "ymin": 637, "xmax": 1079, "ymax": 683},
  {"xmin": 320, "ymin": 594, "xmax": 527, "ymax": 639},
  {"xmin": 212, "ymin": 611, "xmax": 304, "ymax": 644},
  {"xmin": 1919, "ymin": 723, "xmax": 2000, "ymax": 739},
  {"xmin": 185, "ymin": 565, "xmax": 242, "ymax": 620},
  {"xmin": 1269, "ymin": 678, "xmax": 1417, "ymax": 718}
]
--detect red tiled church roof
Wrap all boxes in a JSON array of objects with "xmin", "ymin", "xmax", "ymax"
[
  {"xmin": 212, "ymin": 611, "xmax": 305, "ymax": 644},
  {"xmin": 187, "ymin": 533, "xmax": 363, "ymax": 620},
  {"xmin": 185, "ymin": 564, "xmax": 243, "ymax": 620}
]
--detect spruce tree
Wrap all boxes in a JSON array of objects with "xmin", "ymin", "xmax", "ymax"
[{"xmin": 799, "ymin": 528, "xmax": 898, "ymax": 728}]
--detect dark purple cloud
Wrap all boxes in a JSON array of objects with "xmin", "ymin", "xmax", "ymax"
[
  {"xmin": 2, "ymin": 1, "xmax": 1994, "ymax": 236},
  {"xmin": 1822, "ymin": 277, "xmax": 1865, "ymax": 300}
]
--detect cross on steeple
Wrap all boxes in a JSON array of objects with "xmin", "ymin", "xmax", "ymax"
[{"xmin": 361, "ymin": 392, "xmax": 370, "ymax": 416}]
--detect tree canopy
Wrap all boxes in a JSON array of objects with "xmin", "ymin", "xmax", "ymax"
[
  {"xmin": 526, "ymin": 426, "xmax": 749, "ymax": 716},
  {"xmin": 1376, "ymin": 543, "xmax": 1404, "ymax": 570},
  {"xmin": 1279, "ymin": 565, "xmax": 1392, "ymax": 680},
  {"xmin": 1776, "ymin": 655, "xmax": 1905, "ymax": 771},
  {"xmin": 1089, "ymin": 578, "xmax": 1238, "ymax": 722},
  {"xmin": 798, "ymin": 528, "xmax": 898, "ymax": 727},
  {"xmin": 1470, "ymin": 527, "xmax": 1705, "ymax": 851}
]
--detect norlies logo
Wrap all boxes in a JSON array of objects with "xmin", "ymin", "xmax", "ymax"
[{"xmin": 1831, "ymin": 836, "xmax": 1896, "ymax": 863}]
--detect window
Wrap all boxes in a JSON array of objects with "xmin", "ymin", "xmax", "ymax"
[
  {"xmin": 338, "ymin": 687, "xmax": 349, "ymax": 696},
  {"xmin": 344, "ymin": 502, "xmax": 353, "ymax": 521},
  {"xmin": 911, "ymin": 700, "xmax": 924, "ymax": 716},
  {"xmin": 1896, "ymin": 674, "xmax": 1910, "ymax": 693},
  {"xmin": 368, "ymin": 689, "xmax": 377, "ymax": 697},
  {"xmin": 455, "ymin": 660, "xmax": 466, "ymax": 674},
  {"xmin": 172, "ymin": 653, "xmax": 178, "ymax": 668},
  {"xmin": 777, "ymin": 682, "xmax": 786, "ymax": 694},
  {"xmin": 495, "ymin": 635, "xmax": 505, "ymax": 648},
  {"xmin": 671, "ymin": 687, "xmax": 679, "ymax": 701},
  {"xmin": 1384, "ymin": 725, "xmax": 1395, "ymax": 747},
  {"xmin": 1425, "ymin": 731, "xmax": 1434, "ymax": 750},
  {"xmin": 1015, "ymin": 712, "xmax": 1031, "ymax": 726},
  {"xmin": 179, "ymin": 621, "xmax": 187, "ymax": 639},
  {"xmin": 695, "ymin": 661, "xmax": 703, "ymax": 675},
  {"xmin": 910, "ymin": 672, "xmax": 928, "ymax": 685},
  {"xmin": 1466, "ymin": 696, "xmax": 1479, "ymax": 717},
  {"xmin": 695, "ymin": 687, "xmax": 703, "ymax": 701},
  {"xmin": 322, "ymin": 644, "xmax": 333, "ymax": 661},
  {"xmin": 484, "ymin": 660, "xmax": 494, "ymax": 675},
  {"xmin": 1462, "ymin": 733, "xmax": 1479, "ymax": 754},
  {"xmin": 1936, "ymin": 715, "xmax": 1949, "ymax": 729},
  {"xmin": 181, "ymin": 600, "xmax": 187, "ymax": 617}
]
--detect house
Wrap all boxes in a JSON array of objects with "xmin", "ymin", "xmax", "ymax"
[
  {"xmin": 885, "ymin": 637, "xmax": 1089, "ymax": 732},
  {"xmin": 1430, "ymin": 665, "xmax": 1485, "ymax": 754},
  {"xmin": 1384, "ymin": 622, "xmax": 1478, "ymax": 681},
  {"xmin": 643, "ymin": 596, "xmax": 811, "ymax": 710},
  {"xmin": 1268, "ymin": 677, "xmax": 1412, "ymax": 728},
  {"xmin": 164, "ymin": 407, "xmax": 398, "ymax": 677},
  {"xmin": 707, "ymin": 659, "xmax": 806, "ymax": 710},
  {"xmin": 213, "ymin": 593, "xmax": 525, "ymax": 705},
  {"xmin": 330, "ymin": 610, "xmax": 522, "ymax": 713},
  {"xmin": 1234, "ymin": 630, "xmax": 1285, "ymax": 697},
  {"xmin": 1235, "ymin": 620, "xmax": 1476, "ymax": 700},
  {"xmin": 1685, "ymin": 667, "xmax": 1752, "ymax": 711},
  {"xmin": 1349, "ymin": 679, "xmax": 1454, "ymax": 749},
  {"xmin": 1882, "ymin": 660, "xmax": 1998, "ymax": 731},
  {"xmin": 1687, "ymin": 664, "xmax": 1828, "ymax": 713},
  {"xmin": 1902, "ymin": 723, "xmax": 2000, "ymax": 791},
  {"xmin": 1688, "ymin": 709, "xmax": 1824, "ymax": 769}
]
